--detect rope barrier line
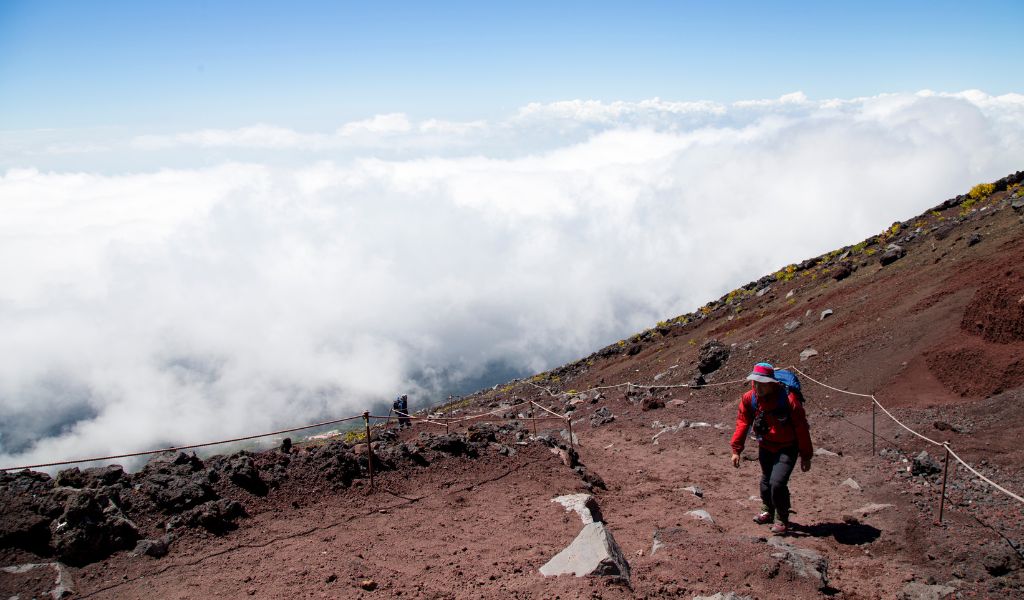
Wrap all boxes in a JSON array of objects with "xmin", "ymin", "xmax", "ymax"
[
  {"xmin": 792, "ymin": 365, "xmax": 1024, "ymax": 507},
  {"xmin": 531, "ymin": 400, "xmax": 568, "ymax": 420},
  {"xmin": 0, "ymin": 414, "xmax": 366, "ymax": 472},
  {"xmin": 944, "ymin": 443, "xmax": 1024, "ymax": 505},
  {"xmin": 868, "ymin": 395, "xmax": 945, "ymax": 448},
  {"xmin": 525, "ymin": 375, "xmax": 748, "ymax": 401},
  {"xmin": 786, "ymin": 366, "xmax": 875, "ymax": 399}
]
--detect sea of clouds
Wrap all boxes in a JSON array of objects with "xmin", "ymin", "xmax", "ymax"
[{"xmin": 1, "ymin": 90, "xmax": 1022, "ymax": 470}]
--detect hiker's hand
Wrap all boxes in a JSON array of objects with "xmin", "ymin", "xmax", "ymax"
[
  {"xmin": 801, "ymin": 456, "xmax": 811, "ymax": 472},
  {"xmin": 731, "ymin": 453, "xmax": 741, "ymax": 468}
]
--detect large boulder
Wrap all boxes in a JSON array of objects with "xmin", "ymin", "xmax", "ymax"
[{"xmin": 539, "ymin": 522, "xmax": 630, "ymax": 582}]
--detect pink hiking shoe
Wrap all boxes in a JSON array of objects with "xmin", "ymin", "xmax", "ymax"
[
  {"xmin": 769, "ymin": 522, "xmax": 788, "ymax": 535},
  {"xmin": 753, "ymin": 511, "xmax": 774, "ymax": 525}
]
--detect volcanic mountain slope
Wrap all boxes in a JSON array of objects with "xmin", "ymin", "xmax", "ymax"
[{"xmin": 2, "ymin": 172, "xmax": 1024, "ymax": 599}]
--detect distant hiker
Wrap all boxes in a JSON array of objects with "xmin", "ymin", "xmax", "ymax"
[
  {"xmin": 396, "ymin": 394, "xmax": 411, "ymax": 428},
  {"xmin": 730, "ymin": 362, "xmax": 813, "ymax": 535}
]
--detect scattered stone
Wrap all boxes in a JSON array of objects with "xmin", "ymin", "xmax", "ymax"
[
  {"xmin": 880, "ymin": 244, "xmax": 906, "ymax": 266},
  {"xmin": 786, "ymin": 290, "xmax": 795, "ymax": 299},
  {"xmin": 841, "ymin": 478, "xmax": 861, "ymax": 491},
  {"xmin": 832, "ymin": 262, "xmax": 853, "ymax": 281},
  {"xmin": 784, "ymin": 320, "xmax": 802, "ymax": 333},
  {"xmin": 756, "ymin": 286, "xmax": 771, "ymax": 297},
  {"xmin": 982, "ymin": 545, "xmax": 1022, "ymax": 576},
  {"xmin": 280, "ymin": 438, "xmax": 292, "ymax": 454},
  {"xmin": 540, "ymin": 522, "xmax": 630, "ymax": 582},
  {"xmin": 768, "ymin": 537, "xmax": 829, "ymax": 589},
  {"xmin": 688, "ymin": 422, "xmax": 712, "ymax": 428},
  {"xmin": 590, "ymin": 407, "xmax": 614, "ymax": 428},
  {"xmin": 967, "ymin": 233, "xmax": 982, "ymax": 247},
  {"xmin": 133, "ymin": 535, "xmax": 171, "ymax": 558},
  {"xmin": 1012, "ymin": 198, "xmax": 1024, "ymax": 213},
  {"xmin": 820, "ymin": 309, "xmax": 834, "ymax": 320},
  {"xmin": 800, "ymin": 348, "xmax": 819, "ymax": 362},
  {"xmin": 697, "ymin": 340, "xmax": 731, "ymax": 374},
  {"xmin": 682, "ymin": 486, "xmax": 704, "ymax": 498},
  {"xmin": 641, "ymin": 395, "xmax": 665, "ymax": 411},
  {"xmin": 846, "ymin": 503, "xmax": 894, "ymax": 519},
  {"xmin": 933, "ymin": 421, "xmax": 960, "ymax": 433},
  {"xmin": 693, "ymin": 594, "xmax": 754, "ymax": 600},
  {"xmin": 911, "ymin": 451, "xmax": 942, "ymax": 476},
  {"xmin": 1, "ymin": 562, "xmax": 75, "ymax": 599},
  {"xmin": 898, "ymin": 582, "xmax": 956, "ymax": 600},
  {"xmin": 687, "ymin": 509, "xmax": 715, "ymax": 525},
  {"xmin": 359, "ymin": 579, "xmax": 377, "ymax": 591},
  {"xmin": 814, "ymin": 448, "xmax": 839, "ymax": 457}
]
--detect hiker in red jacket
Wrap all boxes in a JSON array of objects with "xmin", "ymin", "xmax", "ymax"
[{"xmin": 730, "ymin": 362, "xmax": 813, "ymax": 534}]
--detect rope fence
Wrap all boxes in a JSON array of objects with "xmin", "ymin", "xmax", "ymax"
[{"xmin": 3, "ymin": 363, "xmax": 1020, "ymax": 526}]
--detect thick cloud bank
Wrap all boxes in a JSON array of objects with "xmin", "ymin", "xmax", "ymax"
[{"xmin": 1, "ymin": 91, "xmax": 1022, "ymax": 469}]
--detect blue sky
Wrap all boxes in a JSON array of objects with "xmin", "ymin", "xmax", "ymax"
[{"xmin": 2, "ymin": 0, "xmax": 1022, "ymax": 130}]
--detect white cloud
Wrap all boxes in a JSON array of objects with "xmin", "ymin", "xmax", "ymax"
[{"xmin": 1, "ymin": 90, "xmax": 1022, "ymax": 471}]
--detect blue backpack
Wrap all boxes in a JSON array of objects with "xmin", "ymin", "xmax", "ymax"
[{"xmin": 751, "ymin": 369, "xmax": 804, "ymax": 420}]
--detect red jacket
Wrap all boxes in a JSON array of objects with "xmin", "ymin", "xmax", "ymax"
[{"xmin": 730, "ymin": 386, "xmax": 813, "ymax": 460}]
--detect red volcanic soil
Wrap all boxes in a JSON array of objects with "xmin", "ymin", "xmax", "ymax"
[{"xmin": 3, "ymin": 176, "xmax": 1024, "ymax": 599}]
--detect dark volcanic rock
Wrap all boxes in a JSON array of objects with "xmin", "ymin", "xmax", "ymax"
[
  {"xmin": 168, "ymin": 499, "xmax": 245, "ymax": 534},
  {"xmin": 50, "ymin": 488, "xmax": 139, "ymax": 566},
  {"xmin": 424, "ymin": 433, "xmax": 475, "ymax": 457},
  {"xmin": 214, "ymin": 454, "xmax": 268, "ymax": 496},
  {"xmin": 911, "ymin": 451, "xmax": 942, "ymax": 476},
  {"xmin": 137, "ymin": 452, "xmax": 217, "ymax": 513},
  {"xmin": 968, "ymin": 233, "xmax": 982, "ymax": 247},
  {"xmin": 832, "ymin": 261, "xmax": 854, "ymax": 281},
  {"xmin": 697, "ymin": 339, "xmax": 730, "ymax": 375},
  {"xmin": 879, "ymin": 244, "xmax": 906, "ymax": 266},
  {"xmin": 0, "ymin": 471, "xmax": 60, "ymax": 555},
  {"xmin": 590, "ymin": 407, "xmax": 615, "ymax": 427},
  {"xmin": 641, "ymin": 394, "xmax": 665, "ymax": 411}
]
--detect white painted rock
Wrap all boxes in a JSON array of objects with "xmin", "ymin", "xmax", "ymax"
[
  {"xmin": 539, "ymin": 522, "xmax": 630, "ymax": 581},
  {"xmin": 841, "ymin": 478, "xmax": 861, "ymax": 490}
]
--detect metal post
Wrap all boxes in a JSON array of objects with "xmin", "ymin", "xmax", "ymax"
[
  {"xmin": 363, "ymin": 411, "xmax": 374, "ymax": 490},
  {"xmin": 445, "ymin": 417, "xmax": 450, "ymax": 435},
  {"xmin": 532, "ymin": 410, "xmax": 538, "ymax": 436},
  {"xmin": 871, "ymin": 400, "xmax": 876, "ymax": 456},
  {"xmin": 938, "ymin": 445, "xmax": 951, "ymax": 524},
  {"xmin": 567, "ymin": 417, "xmax": 575, "ymax": 452}
]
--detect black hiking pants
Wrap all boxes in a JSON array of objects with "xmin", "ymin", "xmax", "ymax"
[{"xmin": 759, "ymin": 445, "xmax": 798, "ymax": 523}]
